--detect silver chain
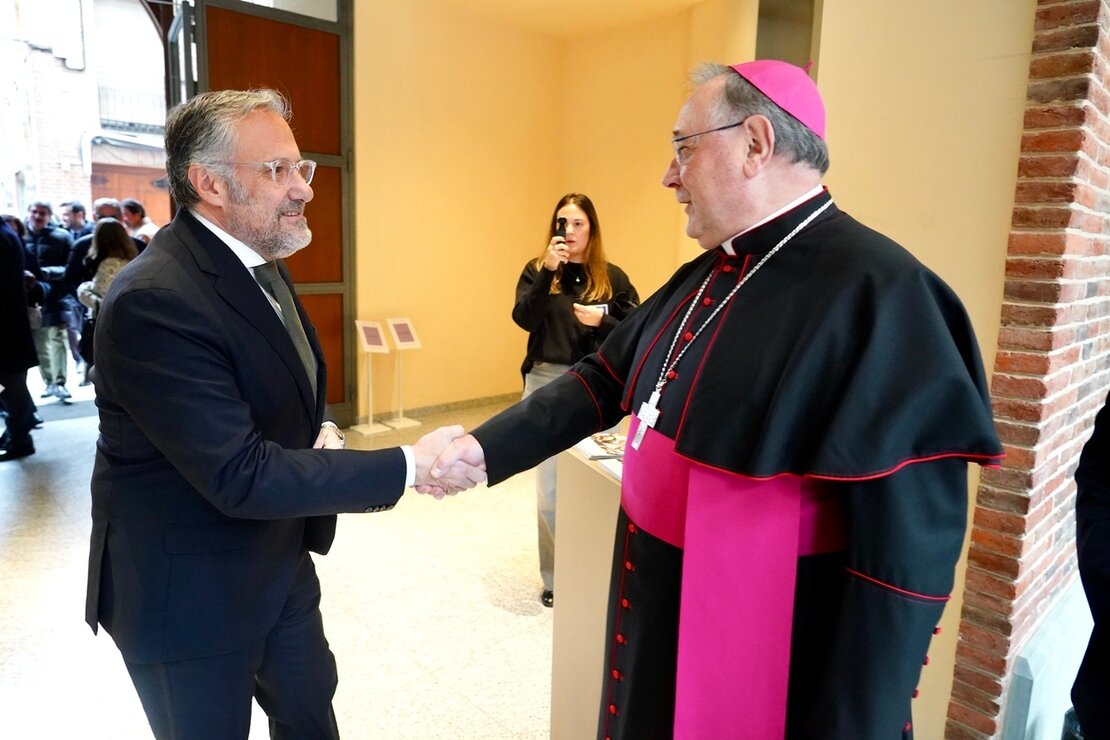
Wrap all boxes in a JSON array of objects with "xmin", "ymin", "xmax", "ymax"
[{"xmin": 652, "ymin": 199, "xmax": 834, "ymax": 395}]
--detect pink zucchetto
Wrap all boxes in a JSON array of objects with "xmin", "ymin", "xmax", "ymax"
[{"xmin": 728, "ymin": 60, "xmax": 826, "ymax": 140}]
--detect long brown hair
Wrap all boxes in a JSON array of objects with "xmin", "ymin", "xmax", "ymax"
[
  {"xmin": 89, "ymin": 218, "xmax": 138, "ymax": 262},
  {"xmin": 532, "ymin": 193, "xmax": 612, "ymax": 302}
]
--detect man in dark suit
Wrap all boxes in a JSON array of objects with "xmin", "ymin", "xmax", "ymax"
[
  {"xmin": 85, "ymin": 88, "xmax": 483, "ymax": 739},
  {"xmin": 1073, "ymin": 395, "xmax": 1110, "ymax": 738},
  {"xmin": 0, "ymin": 219, "xmax": 41, "ymax": 461}
]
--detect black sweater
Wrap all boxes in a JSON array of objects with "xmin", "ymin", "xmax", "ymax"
[{"xmin": 512, "ymin": 260, "xmax": 638, "ymax": 377}]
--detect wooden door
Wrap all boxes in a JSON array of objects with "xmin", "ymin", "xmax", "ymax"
[
  {"xmin": 90, "ymin": 164, "xmax": 172, "ymax": 227},
  {"xmin": 190, "ymin": 0, "xmax": 354, "ymax": 422}
]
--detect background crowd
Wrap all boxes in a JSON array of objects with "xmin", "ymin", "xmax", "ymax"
[{"xmin": 0, "ymin": 196, "xmax": 154, "ymax": 462}]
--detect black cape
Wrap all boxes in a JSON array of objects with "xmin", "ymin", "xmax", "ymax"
[{"xmin": 474, "ymin": 191, "xmax": 1003, "ymax": 738}]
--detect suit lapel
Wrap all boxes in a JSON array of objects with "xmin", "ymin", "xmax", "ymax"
[{"xmin": 171, "ymin": 211, "xmax": 321, "ymax": 418}]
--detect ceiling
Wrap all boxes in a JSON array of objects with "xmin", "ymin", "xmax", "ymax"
[{"xmin": 434, "ymin": 0, "xmax": 705, "ymax": 37}]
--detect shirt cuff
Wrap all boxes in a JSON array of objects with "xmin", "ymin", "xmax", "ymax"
[{"xmin": 402, "ymin": 445, "xmax": 415, "ymax": 487}]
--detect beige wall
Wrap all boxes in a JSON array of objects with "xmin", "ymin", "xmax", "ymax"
[
  {"xmin": 352, "ymin": 2, "xmax": 1035, "ymax": 731},
  {"xmin": 353, "ymin": 0, "xmax": 561, "ymax": 414},
  {"xmin": 817, "ymin": 2, "xmax": 1035, "ymax": 735}
]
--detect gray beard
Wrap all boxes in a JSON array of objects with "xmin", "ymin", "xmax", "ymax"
[{"xmin": 224, "ymin": 175, "xmax": 311, "ymax": 261}]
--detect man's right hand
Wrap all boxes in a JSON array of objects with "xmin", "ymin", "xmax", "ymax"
[
  {"xmin": 412, "ymin": 426, "xmax": 486, "ymax": 498},
  {"xmin": 424, "ymin": 434, "xmax": 487, "ymax": 496}
]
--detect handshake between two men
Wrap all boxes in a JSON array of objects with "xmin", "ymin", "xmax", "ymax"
[{"xmin": 410, "ymin": 427, "xmax": 488, "ymax": 497}]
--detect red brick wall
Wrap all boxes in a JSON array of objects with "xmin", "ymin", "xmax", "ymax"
[{"xmin": 947, "ymin": 0, "xmax": 1110, "ymax": 736}]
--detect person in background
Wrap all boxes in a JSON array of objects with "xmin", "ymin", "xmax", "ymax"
[
  {"xmin": 86, "ymin": 87, "xmax": 482, "ymax": 739},
  {"xmin": 0, "ymin": 217, "xmax": 41, "ymax": 461},
  {"xmin": 66, "ymin": 198, "xmax": 147, "ymax": 387},
  {"xmin": 2, "ymin": 212, "xmax": 26, "ymax": 241},
  {"xmin": 76, "ymin": 217, "xmax": 138, "ymax": 376},
  {"xmin": 23, "ymin": 201, "xmax": 76, "ymax": 401},
  {"xmin": 512, "ymin": 193, "xmax": 638, "ymax": 607},
  {"xmin": 120, "ymin": 197, "xmax": 159, "ymax": 244},
  {"xmin": 1072, "ymin": 394, "xmax": 1110, "ymax": 738},
  {"xmin": 67, "ymin": 198, "xmax": 147, "ymax": 288},
  {"xmin": 61, "ymin": 201, "xmax": 94, "ymax": 240},
  {"xmin": 430, "ymin": 60, "xmax": 1003, "ymax": 737}
]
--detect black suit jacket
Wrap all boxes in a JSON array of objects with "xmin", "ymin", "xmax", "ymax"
[
  {"xmin": 86, "ymin": 210, "xmax": 405, "ymax": 664},
  {"xmin": 1, "ymin": 222, "xmax": 39, "ymax": 373},
  {"xmin": 1074, "ymin": 395, "xmax": 1110, "ymax": 738}
]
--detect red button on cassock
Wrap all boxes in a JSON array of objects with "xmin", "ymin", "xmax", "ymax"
[
  {"xmin": 912, "ymin": 689, "xmax": 920, "ymax": 699},
  {"xmin": 609, "ymin": 704, "xmax": 618, "ymax": 716},
  {"xmin": 616, "ymin": 634, "xmax": 626, "ymax": 644},
  {"xmin": 625, "ymin": 561, "xmax": 634, "ymax": 571},
  {"xmin": 703, "ymin": 297, "xmax": 713, "ymax": 306},
  {"xmin": 923, "ymin": 656, "xmax": 930, "ymax": 666},
  {"xmin": 621, "ymin": 598, "xmax": 630, "ymax": 608},
  {"xmin": 628, "ymin": 523, "xmax": 636, "ymax": 533},
  {"xmin": 904, "ymin": 722, "xmax": 912, "ymax": 732},
  {"xmin": 684, "ymin": 331, "xmax": 694, "ymax": 341},
  {"xmin": 612, "ymin": 669, "xmax": 622, "ymax": 680},
  {"xmin": 666, "ymin": 370, "xmax": 677, "ymax": 381},
  {"xmin": 933, "ymin": 626, "xmax": 942, "ymax": 635}
]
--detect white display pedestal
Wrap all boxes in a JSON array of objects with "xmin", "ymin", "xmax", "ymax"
[
  {"xmin": 383, "ymin": 317, "xmax": 421, "ymax": 430},
  {"xmin": 352, "ymin": 321, "xmax": 391, "ymax": 436},
  {"xmin": 383, "ymin": 350, "xmax": 420, "ymax": 429}
]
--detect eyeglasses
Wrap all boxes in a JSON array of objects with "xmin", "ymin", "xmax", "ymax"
[
  {"xmin": 671, "ymin": 119, "xmax": 747, "ymax": 165},
  {"xmin": 216, "ymin": 159, "xmax": 317, "ymax": 186}
]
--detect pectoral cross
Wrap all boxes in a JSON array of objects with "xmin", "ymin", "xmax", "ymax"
[{"xmin": 631, "ymin": 391, "xmax": 661, "ymax": 450}]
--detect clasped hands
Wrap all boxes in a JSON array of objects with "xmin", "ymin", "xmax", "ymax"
[{"xmin": 412, "ymin": 426, "xmax": 488, "ymax": 499}]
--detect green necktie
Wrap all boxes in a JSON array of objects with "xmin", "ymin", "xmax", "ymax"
[{"xmin": 253, "ymin": 261, "xmax": 318, "ymax": 400}]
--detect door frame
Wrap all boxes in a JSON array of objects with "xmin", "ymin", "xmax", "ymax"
[{"xmin": 176, "ymin": 0, "xmax": 358, "ymax": 425}]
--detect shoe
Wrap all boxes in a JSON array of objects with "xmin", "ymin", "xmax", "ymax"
[
  {"xmin": 40, "ymin": 384, "xmax": 56, "ymax": 398},
  {"xmin": 33, "ymin": 413, "xmax": 44, "ymax": 428},
  {"xmin": 0, "ymin": 438, "xmax": 35, "ymax": 462},
  {"xmin": 541, "ymin": 590, "xmax": 554, "ymax": 608},
  {"xmin": 53, "ymin": 385, "xmax": 72, "ymax": 401}
]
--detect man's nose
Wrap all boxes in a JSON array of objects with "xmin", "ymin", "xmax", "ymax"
[{"xmin": 662, "ymin": 158, "xmax": 680, "ymax": 188}]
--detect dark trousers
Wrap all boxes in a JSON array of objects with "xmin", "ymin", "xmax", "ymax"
[
  {"xmin": 124, "ymin": 554, "xmax": 340, "ymax": 740},
  {"xmin": 0, "ymin": 368, "xmax": 35, "ymax": 443}
]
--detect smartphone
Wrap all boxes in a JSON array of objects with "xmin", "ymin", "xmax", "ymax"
[{"xmin": 555, "ymin": 217, "xmax": 567, "ymax": 239}]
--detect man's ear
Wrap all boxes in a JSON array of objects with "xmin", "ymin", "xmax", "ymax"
[
  {"xmin": 188, "ymin": 163, "xmax": 226, "ymax": 209},
  {"xmin": 741, "ymin": 115, "xmax": 776, "ymax": 176}
]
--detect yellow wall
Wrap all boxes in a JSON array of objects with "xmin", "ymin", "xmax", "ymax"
[
  {"xmin": 353, "ymin": 0, "xmax": 561, "ymax": 414},
  {"xmin": 817, "ymin": 2, "xmax": 1035, "ymax": 736},
  {"xmin": 353, "ymin": 2, "xmax": 1035, "ymax": 730}
]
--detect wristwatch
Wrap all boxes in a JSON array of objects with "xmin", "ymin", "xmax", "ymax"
[{"xmin": 320, "ymin": 421, "xmax": 345, "ymax": 445}]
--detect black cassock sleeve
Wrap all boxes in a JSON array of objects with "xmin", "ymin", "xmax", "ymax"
[{"xmin": 794, "ymin": 458, "xmax": 969, "ymax": 739}]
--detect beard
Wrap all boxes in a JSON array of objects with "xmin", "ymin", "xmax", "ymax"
[{"xmin": 225, "ymin": 175, "xmax": 312, "ymax": 261}]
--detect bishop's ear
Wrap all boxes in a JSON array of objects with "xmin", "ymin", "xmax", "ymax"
[{"xmin": 741, "ymin": 115, "xmax": 776, "ymax": 175}]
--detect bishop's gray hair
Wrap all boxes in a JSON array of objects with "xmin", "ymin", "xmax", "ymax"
[
  {"xmin": 164, "ymin": 88, "xmax": 291, "ymax": 208},
  {"xmin": 692, "ymin": 62, "xmax": 829, "ymax": 175}
]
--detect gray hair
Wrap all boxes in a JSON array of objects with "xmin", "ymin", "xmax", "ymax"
[
  {"xmin": 164, "ymin": 88, "xmax": 291, "ymax": 208},
  {"xmin": 692, "ymin": 62, "xmax": 829, "ymax": 176}
]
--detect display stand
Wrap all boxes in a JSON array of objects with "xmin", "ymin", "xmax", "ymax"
[
  {"xmin": 383, "ymin": 317, "xmax": 421, "ymax": 429},
  {"xmin": 350, "ymin": 321, "xmax": 391, "ymax": 435}
]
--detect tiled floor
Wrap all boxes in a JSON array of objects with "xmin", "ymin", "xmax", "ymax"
[{"xmin": 0, "ymin": 365, "xmax": 552, "ymax": 738}]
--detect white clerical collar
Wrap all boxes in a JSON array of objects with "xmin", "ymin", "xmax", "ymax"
[
  {"xmin": 720, "ymin": 184, "xmax": 826, "ymax": 256},
  {"xmin": 191, "ymin": 211, "xmax": 268, "ymax": 269}
]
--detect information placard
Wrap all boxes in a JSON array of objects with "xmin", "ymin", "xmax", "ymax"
[
  {"xmin": 386, "ymin": 317, "xmax": 422, "ymax": 350},
  {"xmin": 355, "ymin": 321, "xmax": 390, "ymax": 354}
]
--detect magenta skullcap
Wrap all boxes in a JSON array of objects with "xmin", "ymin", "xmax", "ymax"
[{"xmin": 728, "ymin": 60, "xmax": 825, "ymax": 140}]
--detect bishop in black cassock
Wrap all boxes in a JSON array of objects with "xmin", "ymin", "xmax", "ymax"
[{"xmin": 432, "ymin": 60, "xmax": 1002, "ymax": 739}]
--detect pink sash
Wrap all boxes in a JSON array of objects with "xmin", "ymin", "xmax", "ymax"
[{"xmin": 621, "ymin": 416, "xmax": 846, "ymax": 739}]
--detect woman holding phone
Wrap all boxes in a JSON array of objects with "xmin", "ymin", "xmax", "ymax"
[{"xmin": 512, "ymin": 193, "xmax": 639, "ymax": 608}]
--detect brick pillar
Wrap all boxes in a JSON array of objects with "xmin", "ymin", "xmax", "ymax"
[{"xmin": 946, "ymin": 0, "xmax": 1110, "ymax": 736}]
